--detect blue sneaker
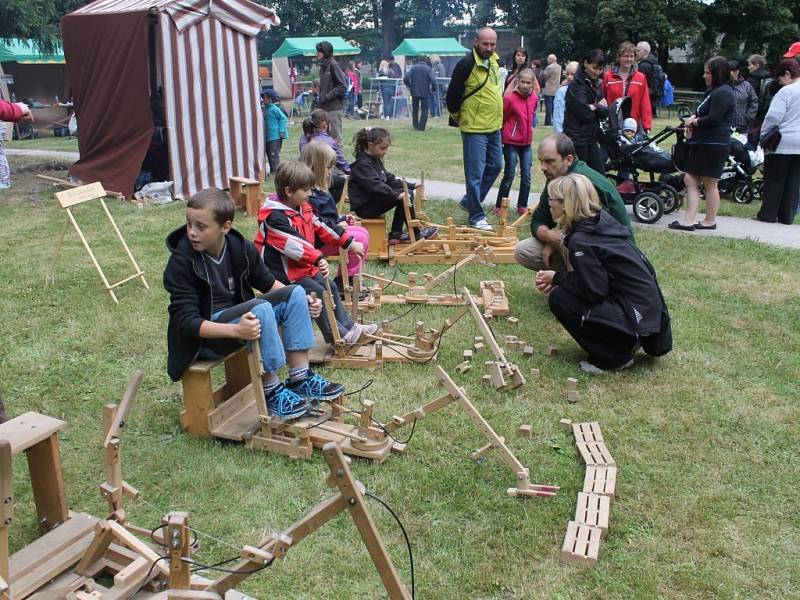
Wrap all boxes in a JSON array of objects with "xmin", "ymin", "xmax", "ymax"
[
  {"xmin": 265, "ymin": 384, "xmax": 308, "ymax": 420},
  {"xmin": 286, "ymin": 370, "xmax": 345, "ymax": 407}
]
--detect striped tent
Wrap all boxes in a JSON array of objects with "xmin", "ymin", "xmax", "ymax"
[{"xmin": 62, "ymin": 0, "xmax": 279, "ymax": 199}]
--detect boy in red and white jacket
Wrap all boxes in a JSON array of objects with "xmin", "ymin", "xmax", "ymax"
[
  {"xmin": 255, "ymin": 161, "xmax": 375, "ymax": 345},
  {"xmin": 1, "ymin": 99, "xmax": 33, "ymax": 189},
  {"xmin": 494, "ymin": 69, "xmax": 538, "ymax": 215}
]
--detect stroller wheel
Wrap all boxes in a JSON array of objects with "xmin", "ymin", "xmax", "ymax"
[
  {"xmin": 658, "ymin": 184, "xmax": 681, "ymax": 214},
  {"xmin": 752, "ymin": 179, "xmax": 763, "ymax": 201},
  {"xmin": 633, "ymin": 191, "xmax": 664, "ymax": 224},
  {"xmin": 733, "ymin": 181, "xmax": 753, "ymax": 204}
]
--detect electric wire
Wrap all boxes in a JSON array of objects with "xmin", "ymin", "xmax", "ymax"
[{"xmin": 364, "ymin": 491, "xmax": 415, "ymax": 600}]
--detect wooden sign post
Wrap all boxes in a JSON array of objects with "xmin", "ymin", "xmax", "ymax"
[{"xmin": 47, "ymin": 182, "xmax": 150, "ymax": 303}]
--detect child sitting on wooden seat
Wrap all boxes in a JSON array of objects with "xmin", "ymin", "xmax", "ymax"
[
  {"xmin": 254, "ymin": 161, "xmax": 377, "ymax": 345},
  {"xmin": 300, "ymin": 141, "xmax": 370, "ymax": 282},
  {"xmin": 347, "ymin": 126, "xmax": 438, "ymax": 244},
  {"xmin": 163, "ymin": 188, "xmax": 344, "ymax": 420}
]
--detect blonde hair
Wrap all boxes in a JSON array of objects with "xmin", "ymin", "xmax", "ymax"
[
  {"xmin": 547, "ymin": 174, "xmax": 601, "ymax": 233},
  {"xmin": 301, "ymin": 141, "xmax": 337, "ymax": 191}
]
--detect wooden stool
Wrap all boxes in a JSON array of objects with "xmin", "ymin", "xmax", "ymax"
[
  {"xmin": 228, "ymin": 177, "xmax": 262, "ymax": 216},
  {"xmin": 180, "ymin": 346, "xmax": 260, "ymax": 438},
  {"xmin": 360, "ymin": 217, "xmax": 388, "ymax": 259}
]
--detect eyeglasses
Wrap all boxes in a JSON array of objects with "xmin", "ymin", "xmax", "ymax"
[{"xmin": 549, "ymin": 197, "xmax": 563, "ymax": 202}]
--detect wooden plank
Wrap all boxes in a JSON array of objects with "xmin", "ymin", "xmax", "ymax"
[
  {"xmin": 572, "ymin": 421, "xmax": 604, "ymax": 444},
  {"xmin": 0, "ymin": 413, "xmax": 66, "ymax": 455},
  {"xmin": 104, "ymin": 370, "xmax": 143, "ymax": 447},
  {"xmin": 105, "ymin": 521, "xmax": 170, "ymax": 578},
  {"xmin": 180, "ymin": 371, "xmax": 215, "ymax": 438},
  {"xmin": 574, "ymin": 492, "xmax": 610, "ymax": 537},
  {"xmin": 0, "ymin": 439, "xmax": 11, "ymax": 587},
  {"xmin": 559, "ymin": 521, "xmax": 601, "ymax": 567},
  {"xmin": 207, "ymin": 387, "xmax": 259, "ymax": 440},
  {"xmin": 54, "ymin": 183, "xmax": 106, "ymax": 209},
  {"xmin": 583, "ymin": 465, "xmax": 617, "ymax": 501},
  {"xmin": 26, "ymin": 435, "xmax": 69, "ymax": 531},
  {"xmin": 575, "ymin": 441, "xmax": 615, "ymax": 467}
]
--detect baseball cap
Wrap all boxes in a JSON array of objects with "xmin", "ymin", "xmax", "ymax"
[{"xmin": 783, "ymin": 42, "xmax": 800, "ymax": 58}]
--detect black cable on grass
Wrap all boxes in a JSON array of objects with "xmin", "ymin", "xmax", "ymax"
[
  {"xmin": 131, "ymin": 555, "xmax": 170, "ymax": 599},
  {"xmin": 384, "ymin": 302, "xmax": 418, "ymax": 324},
  {"xmin": 365, "ymin": 491, "xmax": 415, "ymax": 600}
]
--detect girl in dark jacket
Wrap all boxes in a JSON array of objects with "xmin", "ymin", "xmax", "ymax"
[
  {"xmin": 669, "ymin": 56, "xmax": 734, "ymax": 231},
  {"xmin": 535, "ymin": 173, "xmax": 671, "ymax": 374},
  {"xmin": 348, "ymin": 127, "xmax": 437, "ymax": 244},
  {"xmin": 564, "ymin": 49, "xmax": 608, "ymax": 173}
]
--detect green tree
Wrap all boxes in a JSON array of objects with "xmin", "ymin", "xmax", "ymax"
[{"xmin": 1, "ymin": 0, "xmax": 86, "ymax": 52}]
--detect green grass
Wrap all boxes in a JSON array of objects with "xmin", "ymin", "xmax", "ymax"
[
  {"xmin": 6, "ymin": 134, "xmax": 79, "ymax": 153},
  {"xmin": 1, "ymin": 156, "xmax": 799, "ymax": 599}
]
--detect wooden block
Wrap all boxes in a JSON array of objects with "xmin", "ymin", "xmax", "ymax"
[
  {"xmin": 560, "ymin": 520, "xmax": 602, "ymax": 567},
  {"xmin": 530, "ymin": 368, "xmax": 540, "ymax": 378},
  {"xmin": 0, "ymin": 412, "xmax": 66, "ymax": 455},
  {"xmin": 566, "ymin": 377, "xmax": 578, "ymax": 391},
  {"xmin": 567, "ymin": 390, "xmax": 580, "ymax": 404},
  {"xmin": 518, "ymin": 425, "xmax": 532, "ymax": 439},
  {"xmin": 473, "ymin": 342, "xmax": 485, "ymax": 352},
  {"xmin": 480, "ymin": 374, "xmax": 493, "ymax": 388},
  {"xmin": 546, "ymin": 346, "xmax": 558, "ymax": 357},
  {"xmin": 559, "ymin": 418, "xmax": 572, "ymax": 431},
  {"xmin": 474, "ymin": 336, "xmax": 484, "ymax": 343},
  {"xmin": 572, "ymin": 422, "xmax": 604, "ymax": 444},
  {"xmin": 504, "ymin": 335, "xmax": 517, "ymax": 348},
  {"xmin": 507, "ymin": 317, "xmax": 519, "ymax": 326},
  {"xmin": 575, "ymin": 441, "xmax": 615, "ymax": 466},
  {"xmin": 455, "ymin": 361, "xmax": 471, "ymax": 374},
  {"xmin": 575, "ymin": 492, "xmax": 610, "ymax": 537},
  {"xmin": 462, "ymin": 349, "xmax": 473, "ymax": 361},
  {"xmin": 522, "ymin": 345, "xmax": 534, "ymax": 357},
  {"xmin": 583, "ymin": 466, "xmax": 617, "ymax": 502}
]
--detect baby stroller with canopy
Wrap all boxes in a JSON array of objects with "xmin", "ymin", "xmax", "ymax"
[
  {"xmin": 718, "ymin": 136, "xmax": 764, "ymax": 203},
  {"xmin": 600, "ymin": 97, "xmax": 683, "ymax": 224}
]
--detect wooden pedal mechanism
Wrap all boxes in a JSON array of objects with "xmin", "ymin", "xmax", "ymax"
[
  {"xmin": 0, "ymin": 373, "xmax": 412, "ymax": 599},
  {"xmin": 559, "ymin": 421, "xmax": 617, "ymax": 567}
]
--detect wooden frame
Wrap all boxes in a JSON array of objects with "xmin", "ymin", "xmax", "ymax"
[
  {"xmin": 383, "ymin": 367, "xmax": 558, "ymax": 498},
  {"xmin": 47, "ymin": 183, "xmax": 150, "ymax": 304},
  {"xmin": 228, "ymin": 176, "xmax": 262, "ymax": 216}
]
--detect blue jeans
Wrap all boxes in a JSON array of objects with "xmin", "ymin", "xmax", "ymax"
[
  {"xmin": 496, "ymin": 143, "xmax": 532, "ymax": 209},
  {"xmin": 459, "ymin": 130, "xmax": 503, "ymax": 224},
  {"xmin": 207, "ymin": 285, "xmax": 314, "ymax": 374},
  {"xmin": 381, "ymin": 87, "xmax": 395, "ymax": 118}
]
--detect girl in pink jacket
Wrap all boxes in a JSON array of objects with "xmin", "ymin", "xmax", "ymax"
[{"xmin": 494, "ymin": 69, "xmax": 538, "ymax": 215}]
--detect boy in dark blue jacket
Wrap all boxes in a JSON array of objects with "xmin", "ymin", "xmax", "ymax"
[{"xmin": 163, "ymin": 188, "xmax": 344, "ymax": 420}]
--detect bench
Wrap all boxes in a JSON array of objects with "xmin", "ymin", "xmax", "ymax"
[
  {"xmin": 180, "ymin": 346, "xmax": 266, "ymax": 439},
  {"xmin": 228, "ymin": 177, "xmax": 262, "ymax": 217},
  {"xmin": 359, "ymin": 217, "xmax": 388, "ymax": 260}
]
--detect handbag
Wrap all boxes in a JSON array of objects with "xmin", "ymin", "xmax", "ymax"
[
  {"xmin": 448, "ymin": 68, "xmax": 491, "ymax": 127},
  {"xmin": 761, "ymin": 128, "xmax": 781, "ymax": 153},
  {"xmin": 672, "ymin": 141, "xmax": 690, "ymax": 173}
]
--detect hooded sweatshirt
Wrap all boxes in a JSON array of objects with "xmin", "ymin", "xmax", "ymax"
[
  {"xmin": 501, "ymin": 88, "xmax": 538, "ymax": 146},
  {"xmin": 163, "ymin": 227, "xmax": 276, "ymax": 381},
  {"xmin": 553, "ymin": 210, "xmax": 663, "ymax": 336}
]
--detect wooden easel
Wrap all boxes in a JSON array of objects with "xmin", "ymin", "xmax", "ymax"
[
  {"xmin": 383, "ymin": 367, "xmax": 558, "ymax": 498},
  {"xmin": 47, "ymin": 182, "xmax": 150, "ymax": 304}
]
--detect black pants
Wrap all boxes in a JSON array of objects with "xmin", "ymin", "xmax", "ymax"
[
  {"xmin": 411, "ymin": 96, "xmax": 429, "ymax": 131},
  {"xmin": 295, "ymin": 273, "xmax": 353, "ymax": 343},
  {"xmin": 199, "ymin": 286, "xmax": 297, "ymax": 358},
  {"xmin": 650, "ymin": 95, "xmax": 658, "ymax": 118},
  {"xmin": 549, "ymin": 287, "xmax": 637, "ymax": 370},
  {"xmin": 543, "ymin": 95, "xmax": 555, "ymax": 126},
  {"xmin": 757, "ymin": 153, "xmax": 800, "ymax": 224},
  {"xmin": 330, "ymin": 174, "xmax": 346, "ymax": 206},
  {"xmin": 353, "ymin": 189, "xmax": 417, "ymax": 234},
  {"xmin": 574, "ymin": 143, "xmax": 605, "ymax": 174},
  {"xmin": 267, "ymin": 139, "xmax": 283, "ymax": 175}
]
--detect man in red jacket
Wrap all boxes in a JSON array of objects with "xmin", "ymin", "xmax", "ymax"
[{"xmin": 1, "ymin": 99, "xmax": 33, "ymax": 189}]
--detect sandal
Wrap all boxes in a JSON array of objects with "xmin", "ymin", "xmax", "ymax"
[
  {"xmin": 667, "ymin": 221, "xmax": 695, "ymax": 231},
  {"xmin": 694, "ymin": 222, "xmax": 717, "ymax": 230}
]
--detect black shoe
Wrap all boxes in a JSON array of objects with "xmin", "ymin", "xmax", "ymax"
[
  {"xmin": 667, "ymin": 221, "xmax": 695, "ymax": 231},
  {"xmin": 388, "ymin": 231, "xmax": 411, "ymax": 245}
]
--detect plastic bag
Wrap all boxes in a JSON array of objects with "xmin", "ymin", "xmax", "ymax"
[{"xmin": 134, "ymin": 180, "xmax": 174, "ymax": 204}]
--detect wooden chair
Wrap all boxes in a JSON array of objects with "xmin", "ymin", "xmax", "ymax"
[{"xmin": 228, "ymin": 176, "xmax": 262, "ymax": 216}]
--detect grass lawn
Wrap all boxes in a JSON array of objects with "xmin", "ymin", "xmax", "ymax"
[{"xmin": 1, "ymin": 137, "xmax": 798, "ymax": 598}]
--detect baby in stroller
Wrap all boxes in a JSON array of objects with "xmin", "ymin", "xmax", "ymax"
[{"xmin": 718, "ymin": 134, "xmax": 764, "ymax": 203}]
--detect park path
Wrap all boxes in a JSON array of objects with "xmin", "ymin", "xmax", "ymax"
[{"xmin": 8, "ymin": 148, "xmax": 798, "ymax": 250}]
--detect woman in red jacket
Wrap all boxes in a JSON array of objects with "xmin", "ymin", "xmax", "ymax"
[
  {"xmin": 494, "ymin": 68, "xmax": 539, "ymax": 215},
  {"xmin": 602, "ymin": 41, "xmax": 652, "ymax": 132},
  {"xmin": 1, "ymin": 99, "xmax": 33, "ymax": 189}
]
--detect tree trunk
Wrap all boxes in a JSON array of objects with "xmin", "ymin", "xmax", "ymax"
[
  {"xmin": 370, "ymin": 0, "xmax": 380, "ymax": 32},
  {"xmin": 381, "ymin": 0, "xmax": 396, "ymax": 55}
]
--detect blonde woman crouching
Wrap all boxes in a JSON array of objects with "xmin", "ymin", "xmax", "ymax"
[{"xmin": 535, "ymin": 173, "xmax": 671, "ymax": 374}]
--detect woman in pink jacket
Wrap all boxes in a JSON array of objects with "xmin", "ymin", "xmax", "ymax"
[
  {"xmin": 494, "ymin": 68, "xmax": 538, "ymax": 215},
  {"xmin": 1, "ymin": 99, "xmax": 33, "ymax": 189}
]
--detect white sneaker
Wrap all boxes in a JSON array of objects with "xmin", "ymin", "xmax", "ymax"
[
  {"xmin": 472, "ymin": 218, "xmax": 493, "ymax": 231},
  {"xmin": 343, "ymin": 324, "xmax": 365, "ymax": 345},
  {"xmin": 580, "ymin": 359, "xmax": 634, "ymax": 375},
  {"xmin": 362, "ymin": 323, "xmax": 379, "ymax": 336}
]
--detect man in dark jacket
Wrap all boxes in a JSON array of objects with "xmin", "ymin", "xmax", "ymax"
[
  {"xmin": 163, "ymin": 188, "xmax": 343, "ymax": 420},
  {"xmin": 316, "ymin": 41, "xmax": 347, "ymax": 142},
  {"xmin": 515, "ymin": 133, "xmax": 631, "ymax": 272},
  {"xmin": 729, "ymin": 60, "xmax": 758, "ymax": 133},
  {"xmin": 636, "ymin": 41, "xmax": 662, "ymax": 117},
  {"xmin": 404, "ymin": 57, "xmax": 437, "ymax": 131}
]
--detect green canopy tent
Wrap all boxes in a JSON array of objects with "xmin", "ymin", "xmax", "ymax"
[
  {"xmin": 391, "ymin": 37, "xmax": 467, "ymax": 72},
  {"xmin": 270, "ymin": 36, "xmax": 360, "ymax": 102},
  {"xmin": 0, "ymin": 39, "xmax": 67, "ymax": 105}
]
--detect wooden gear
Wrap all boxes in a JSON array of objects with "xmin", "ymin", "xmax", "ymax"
[{"xmin": 46, "ymin": 182, "xmax": 150, "ymax": 304}]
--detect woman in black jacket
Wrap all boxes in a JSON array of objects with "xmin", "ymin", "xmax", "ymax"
[
  {"xmin": 669, "ymin": 56, "xmax": 734, "ymax": 231},
  {"xmin": 535, "ymin": 173, "xmax": 671, "ymax": 374},
  {"xmin": 564, "ymin": 49, "xmax": 608, "ymax": 173}
]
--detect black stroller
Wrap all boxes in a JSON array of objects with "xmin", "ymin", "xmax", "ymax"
[
  {"xmin": 718, "ymin": 138, "xmax": 764, "ymax": 203},
  {"xmin": 600, "ymin": 98, "xmax": 683, "ymax": 224}
]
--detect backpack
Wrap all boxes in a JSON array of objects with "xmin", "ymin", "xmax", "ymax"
[{"xmin": 647, "ymin": 62, "xmax": 666, "ymax": 99}]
